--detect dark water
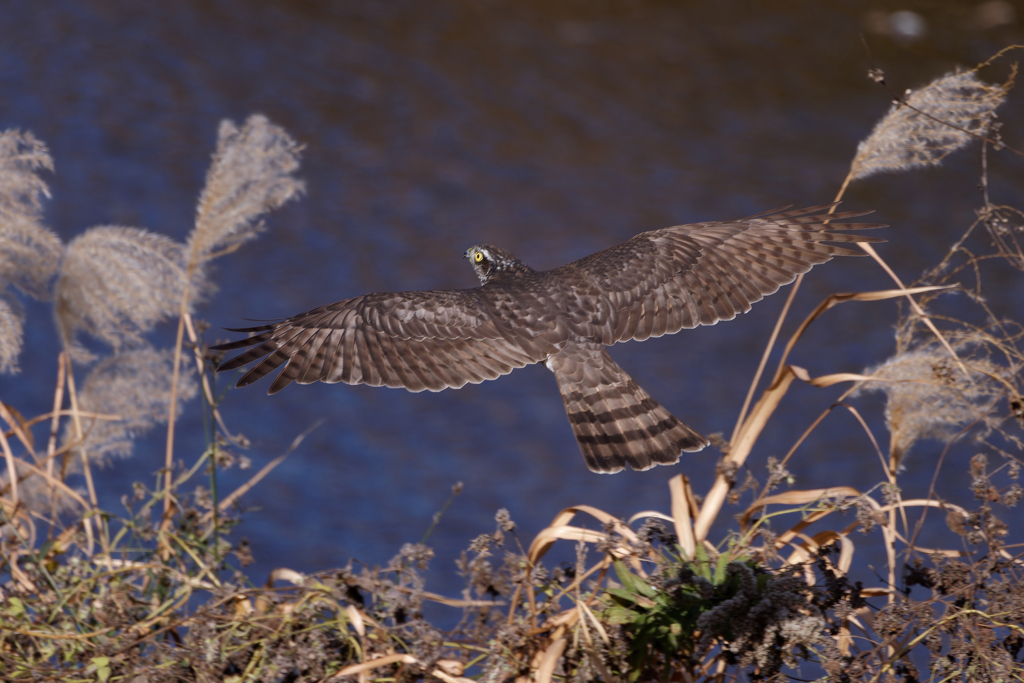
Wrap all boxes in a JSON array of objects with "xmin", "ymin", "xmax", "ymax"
[{"xmin": 2, "ymin": 0, "xmax": 1023, "ymax": 606}]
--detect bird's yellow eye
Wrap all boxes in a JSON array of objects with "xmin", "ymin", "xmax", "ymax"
[{"xmin": 474, "ymin": 252, "xmax": 484, "ymax": 263}]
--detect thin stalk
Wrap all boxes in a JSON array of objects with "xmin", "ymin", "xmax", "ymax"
[
  {"xmin": 205, "ymin": 345, "xmax": 220, "ymax": 564},
  {"xmin": 0, "ymin": 425, "xmax": 19, "ymax": 509},
  {"xmin": 421, "ymin": 483, "xmax": 463, "ymax": 545},
  {"xmin": 45, "ymin": 352, "xmax": 68, "ymax": 529},
  {"xmin": 184, "ymin": 304, "xmax": 245, "ymax": 449},
  {"xmin": 859, "ymin": 240, "xmax": 968, "ymax": 379},
  {"xmin": 730, "ymin": 194, "xmax": 846, "ymax": 442},
  {"xmin": 730, "ymin": 275, "xmax": 801, "ymax": 443},
  {"xmin": 162, "ymin": 256, "xmax": 198, "ymax": 555},
  {"xmin": 182, "ymin": 312, "xmax": 226, "ymax": 561},
  {"xmin": 164, "ymin": 300, "xmax": 189, "ymax": 517},
  {"xmin": 45, "ymin": 351, "xmax": 67, "ymax": 482},
  {"xmin": 64, "ymin": 354, "xmax": 110, "ymax": 557},
  {"xmin": 64, "ymin": 353, "xmax": 95, "ymax": 507}
]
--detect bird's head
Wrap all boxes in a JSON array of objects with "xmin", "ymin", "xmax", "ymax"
[{"xmin": 464, "ymin": 244, "xmax": 533, "ymax": 284}]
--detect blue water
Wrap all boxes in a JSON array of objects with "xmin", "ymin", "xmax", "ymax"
[{"xmin": 2, "ymin": 1, "xmax": 1022, "ymax": 611}]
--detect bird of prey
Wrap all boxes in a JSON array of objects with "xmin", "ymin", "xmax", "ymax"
[{"xmin": 214, "ymin": 204, "xmax": 883, "ymax": 473}]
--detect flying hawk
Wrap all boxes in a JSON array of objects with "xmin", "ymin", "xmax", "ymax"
[{"xmin": 214, "ymin": 204, "xmax": 883, "ymax": 473}]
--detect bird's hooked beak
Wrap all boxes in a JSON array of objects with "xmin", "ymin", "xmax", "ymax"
[{"xmin": 463, "ymin": 249, "xmax": 472, "ymax": 260}]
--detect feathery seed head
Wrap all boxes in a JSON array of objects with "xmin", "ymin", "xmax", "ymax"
[
  {"xmin": 855, "ymin": 344, "xmax": 1005, "ymax": 469},
  {"xmin": 0, "ymin": 129, "xmax": 53, "ymax": 224},
  {"xmin": 54, "ymin": 227, "xmax": 189, "ymax": 353},
  {"xmin": 0, "ymin": 129, "xmax": 62, "ymax": 372},
  {"xmin": 60, "ymin": 347, "xmax": 197, "ymax": 465},
  {"xmin": 187, "ymin": 114, "xmax": 304, "ymax": 299},
  {"xmin": 0, "ymin": 217, "xmax": 62, "ymax": 301},
  {"xmin": 849, "ymin": 71, "xmax": 1006, "ymax": 181},
  {"xmin": 0, "ymin": 295, "xmax": 23, "ymax": 373}
]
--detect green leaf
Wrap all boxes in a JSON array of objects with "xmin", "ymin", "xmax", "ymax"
[
  {"xmin": 607, "ymin": 588, "xmax": 642, "ymax": 606},
  {"xmin": 614, "ymin": 565, "xmax": 638, "ymax": 593},
  {"xmin": 603, "ymin": 606, "xmax": 636, "ymax": 624},
  {"xmin": 613, "ymin": 560, "xmax": 657, "ymax": 598},
  {"xmin": 6, "ymin": 597, "xmax": 25, "ymax": 617},
  {"xmin": 91, "ymin": 657, "xmax": 111, "ymax": 683},
  {"xmin": 713, "ymin": 553, "xmax": 730, "ymax": 585},
  {"xmin": 692, "ymin": 545, "xmax": 712, "ymax": 581}
]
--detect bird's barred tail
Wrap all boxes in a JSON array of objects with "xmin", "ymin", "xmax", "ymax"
[{"xmin": 547, "ymin": 341, "xmax": 709, "ymax": 473}]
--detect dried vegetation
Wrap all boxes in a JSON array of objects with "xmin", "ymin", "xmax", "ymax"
[{"xmin": 2, "ymin": 55, "xmax": 1024, "ymax": 683}]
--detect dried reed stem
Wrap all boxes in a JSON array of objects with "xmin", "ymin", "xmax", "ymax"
[
  {"xmin": 63, "ymin": 352, "xmax": 107, "ymax": 557},
  {"xmin": 163, "ymin": 283, "xmax": 191, "ymax": 522},
  {"xmin": 731, "ymin": 274, "xmax": 802, "ymax": 443},
  {"xmin": 164, "ymin": 115, "xmax": 303, "ymax": 526},
  {"xmin": 4, "ymin": 453, "xmax": 92, "ymax": 511},
  {"xmin": 668, "ymin": 474, "xmax": 696, "ymax": 558},
  {"xmin": 0, "ymin": 419, "xmax": 19, "ymax": 508},
  {"xmin": 697, "ymin": 286, "xmax": 944, "ymax": 542},
  {"xmin": 0, "ymin": 397, "xmax": 43, "ymax": 516},
  {"xmin": 0, "ymin": 397, "xmax": 37, "ymax": 458},
  {"xmin": 183, "ymin": 312, "xmax": 244, "ymax": 444},
  {"xmin": 64, "ymin": 354, "xmax": 95, "ymax": 508},
  {"xmin": 842, "ymin": 402, "xmax": 903, "ymax": 607},
  {"xmin": 28, "ymin": 409, "xmax": 120, "ymax": 430},
  {"xmin": 731, "ymin": 201, "xmax": 843, "ymax": 443},
  {"xmin": 695, "ymin": 367, "xmax": 801, "ymax": 541},
  {"xmin": 45, "ymin": 351, "xmax": 67, "ymax": 484},
  {"xmin": 862, "ymin": 241, "xmax": 969, "ymax": 374}
]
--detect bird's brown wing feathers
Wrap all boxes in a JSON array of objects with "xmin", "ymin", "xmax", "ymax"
[
  {"xmin": 214, "ymin": 289, "xmax": 554, "ymax": 394},
  {"xmin": 563, "ymin": 204, "xmax": 886, "ymax": 343}
]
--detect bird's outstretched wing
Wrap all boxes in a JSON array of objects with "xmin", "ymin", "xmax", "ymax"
[
  {"xmin": 213, "ymin": 289, "xmax": 554, "ymax": 394},
  {"xmin": 564, "ymin": 204, "xmax": 885, "ymax": 343}
]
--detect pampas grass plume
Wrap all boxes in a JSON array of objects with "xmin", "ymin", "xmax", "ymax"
[
  {"xmin": 61, "ymin": 347, "xmax": 197, "ymax": 464},
  {"xmin": 0, "ymin": 129, "xmax": 62, "ymax": 372},
  {"xmin": 856, "ymin": 344, "xmax": 1004, "ymax": 469},
  {"xmin": 0, "ymin": 296, "xmax": 23, "ymax": 373},
  {"xmin": 54, "ymin": 227, "xmax": 188, "ymax": 352},
  {"xmin": 187, "ymin": 114, "xmax": 304, "ymax": 293},
  {"xmin": 850, "ymin": 71, "xmax": 1006, "ymax": 181}
]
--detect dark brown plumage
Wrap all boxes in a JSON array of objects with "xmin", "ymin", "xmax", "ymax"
[{"xmin": 214, "ymin": 204, "xmax": 884, "ymax": 473}]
